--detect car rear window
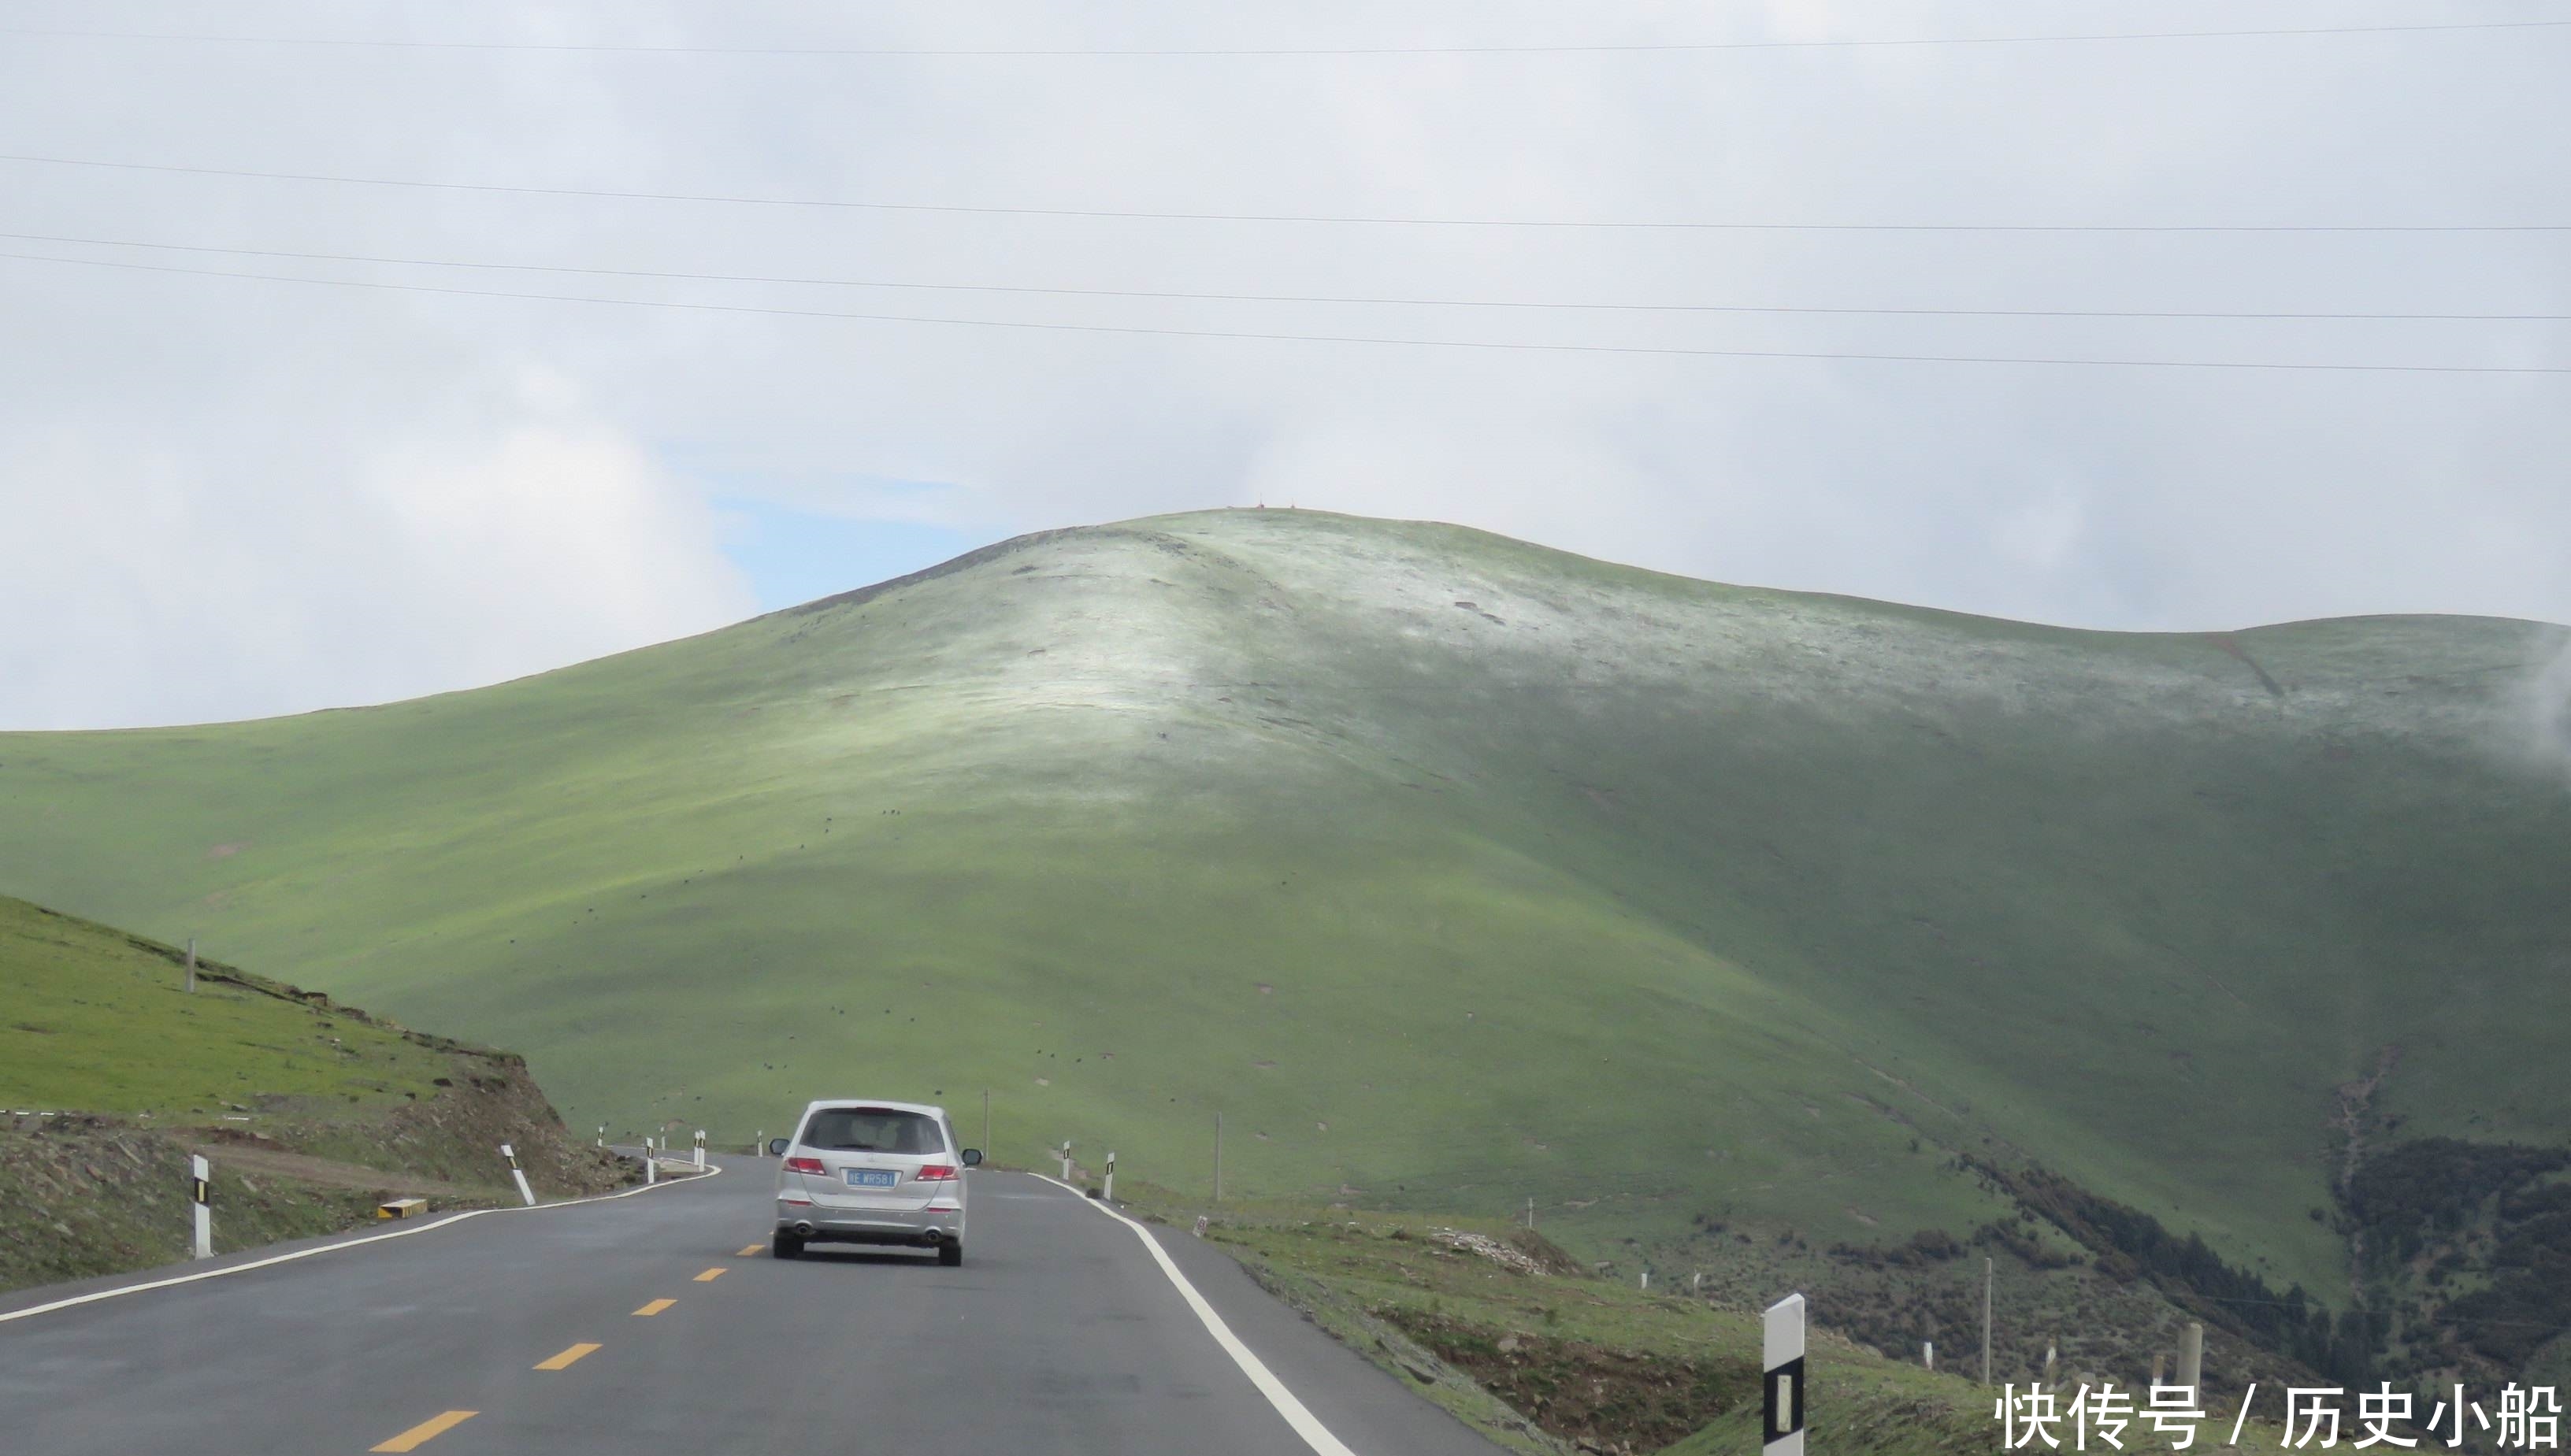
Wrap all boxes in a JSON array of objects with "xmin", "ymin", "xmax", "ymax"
[{"xmin": 799, "ymin": 1107, "xmax": 946, "ymax": 1154}]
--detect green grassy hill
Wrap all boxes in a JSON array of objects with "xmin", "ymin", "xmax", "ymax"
[
  {"xmin": 0, "ymin": 894, "xmax": 629, "ymax": 1288},
  {"xmin": 1, "ymin": 509, "xmax": 2563, "ymax": 1370},
  {"xmin": 0, "ymin": 894, "xmax": 452, "ymax": 1116}
]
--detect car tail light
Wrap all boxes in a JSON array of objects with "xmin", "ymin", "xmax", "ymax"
[
  {"xmin": 783, "ymin": 1156, "xmax": 826, "ymax": 1175},
  {"xmin": 914, "ymin": 1164, "xmax": 958, "ymax": 1181}
]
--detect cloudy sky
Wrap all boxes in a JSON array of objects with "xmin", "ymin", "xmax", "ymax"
[{"xmin": 2, "ymin": 1, "xmax": 2565, "ymax": 728}]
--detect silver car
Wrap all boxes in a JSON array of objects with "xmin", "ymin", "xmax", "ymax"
[{"xmin": 767, "ymin": 1099, "xmax": 981, "ymax": 1265}]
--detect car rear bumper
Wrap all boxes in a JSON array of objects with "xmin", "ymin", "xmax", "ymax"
[{"xmin": 776, "ymin": 1201, "xmax": 963, "ymax": 1246}]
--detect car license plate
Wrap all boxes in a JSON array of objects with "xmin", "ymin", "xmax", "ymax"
[{"xmin": 845, "ymin": 1169, "xmax": 899, "ymax": 1189}]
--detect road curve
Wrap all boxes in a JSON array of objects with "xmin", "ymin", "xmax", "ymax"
[{"xmin": 0, "ymin": 1160, "xmax": 1504, "ymax": 1454}]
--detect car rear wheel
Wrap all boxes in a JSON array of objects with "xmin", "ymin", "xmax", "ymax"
[
  {"xmin": 773, "ymin": 1231, "xmax": 804, "ymax": 1260},
  {"xmin": 938, "ymin": 1239, "xmax": 963, "ymax": 1267}
]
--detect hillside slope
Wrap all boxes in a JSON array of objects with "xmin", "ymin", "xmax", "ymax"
[
  {"xmin": 0, "ymin": 895, "xmax": 628, "ymax": 1289},
  {"xmin": 0, "ymin": 509, "xmax": 2564, "ymax": 1347}
]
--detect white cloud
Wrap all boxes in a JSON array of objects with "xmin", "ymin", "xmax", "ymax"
[
  {"xmin": 358, "ymin": 421, "xmax": 754, "ymax": 678},
  {"xmin": 0, "ymin": 413, "xmax": 750, "ymax": 728},
  {"xmin": 1990, "ymin": 492, "xmax": 2087, "ymax": 575}
]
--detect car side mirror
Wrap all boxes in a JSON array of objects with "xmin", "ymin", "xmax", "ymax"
[
  {"xmin": 766, "ymin": 1138, "xmax": 789, "ymax": 1158},
  {"xmin": 961, "ymin": 1148, "xmax": 984, "ymax": 1167}
]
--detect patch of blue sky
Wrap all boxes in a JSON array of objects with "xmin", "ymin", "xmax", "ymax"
[{"xmin": 714, "ymin": 495, "xmax": 992, "ymax": 613}]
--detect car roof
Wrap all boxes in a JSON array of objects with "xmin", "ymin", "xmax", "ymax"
[{"xmin": 800, "ymin": 1098, "xmax": 947, "ymax": 1118}]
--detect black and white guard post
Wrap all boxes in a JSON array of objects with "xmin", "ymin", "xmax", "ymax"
[
  {"xmin": 1103, "ymin": 1150, "xmax": 1116, "ymax": 1202},
  {"xmin": 190, "ymin": 1154, "xmax": 213, "ymax": 1260},
  {"xmin": 692, "ymin": 1129, "xmax": 706, "ymax": 1169},
  {"xmin": 1764, "ymin": 1293, "xmax": 1806, "ymax": 1456},
  {"xmin": 500, "ymin": 1143, "xmax": 536, "ymax": 1206}
]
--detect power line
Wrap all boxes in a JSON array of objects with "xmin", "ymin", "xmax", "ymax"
[
  {"xmin": 2, "ymin": 153, "xmax": 2561, "ymax": 234},
  {"xmin": 6, "ymin": 247, "xmax": 2563, "ymax": 375},
  {"xmin": 5, "ymin": 17, "xmax": 2568, "ymax": 56},
  {"xmin": 6, "ymin": 229, "xmax": 2562, "ymax": 323}
]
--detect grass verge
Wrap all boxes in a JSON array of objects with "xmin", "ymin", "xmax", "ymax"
[{"xmin": 1115, "ymin": 1180, "xmax": 2280, "ymax": 1455}]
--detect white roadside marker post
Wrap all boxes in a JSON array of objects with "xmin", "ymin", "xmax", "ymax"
[
  {"xmin": 1764, "ymin": 1293, "xmax": 1807, "ymax": 1456},
  {"xmin": 596, "ymin": 1125, "xmax": 605, "ymax": 1148},
  {"xmin": 693, "ymin": 1130, "xmax": 706, "ymax": 1169},
  {"xmin": 501, "ymin": 1144, "xmax": 536, "ymax": 1207},
  {"xmin": 189, "ymin": 1154, "xmax": 213, "ymax": 1259},
  {"xmin": 1060, "ymin": 1141, "xmax": 1073, "ymax": 1181},
  {"xmin": 1104, "ymin": 1150, "xmax": 1115, "ymax": 1202},
  {"xmin": 645, "ymin": 1146, "xmax": 658, "ymax": 1184},
  {"xmin": 1924, "ymin": 1340, "xmax": 1935, "ymax": 1370}
]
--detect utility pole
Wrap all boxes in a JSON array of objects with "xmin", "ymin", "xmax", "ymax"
[
  {"xmin": 1212, "ymin": 1111, "xmax": 1223, "ymax": 1203},
  {"xmin": 1981, "ymin": 1258, "xmax": 1994, "ymax": 1385}
]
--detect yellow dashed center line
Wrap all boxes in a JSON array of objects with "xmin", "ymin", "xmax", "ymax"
[
  {"xmin": 694, "ymin": 1266, "xmax": 727, "ymax": 1282},
  {"xmin": 633, "ymin": 1298, "xmax": 676, "ymax": 1317},
  {"xmin": 370, "ymin": 1410, "xmax": 477, "ymax": 1451},
  {"xmin": 534, "ymin": 1341, "xmax": 602, "ymax": 1371},
  {"xmin": 737, "ymin": 1243, "xmax": 763, "ymax": 1257}
]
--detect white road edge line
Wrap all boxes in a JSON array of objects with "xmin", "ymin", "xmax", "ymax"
[
  {"xmin": 0, "ymin": 1158, "xmax": 721, "ymax": 1326},
  {"xmin": 1030, "ymin": 1173, "xmax": 1360, "ymax": 1456}
]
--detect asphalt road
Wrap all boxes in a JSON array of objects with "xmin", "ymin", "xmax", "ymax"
[{"xmin": 0, "ymin": 1160, "xmax": 1505, "ymax": 1455}]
